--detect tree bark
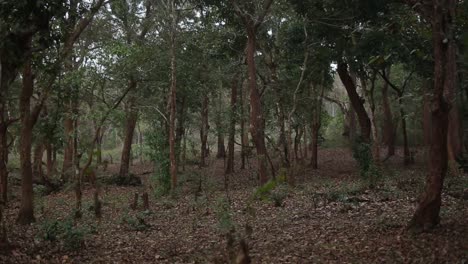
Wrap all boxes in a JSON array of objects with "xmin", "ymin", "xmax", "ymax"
[
  {"xmin": 200, "ymin": 95, "xmax": 209, "ymax": 167},
  {"xmin": 33, "ymin": 143, "xmax": 44, "ymax": 183},
  {"xmin": 381, "ymin": 67, "xmax": 395, "ymax": 157},
  {"xmin": 119, "ymin": 85, "xmax": 138, "ymax": 178},
  {"xmin": 168, "ymin": 0, "xmax": 178, "ymax": 191},
  {"xmin": 337, "ymin": 62, "xmax": 371, "ymax": 142},
  {"xmin": 226, "ymin": 73, "xmax": 239, "ymax": 174},
  {"xmin": 0, "ymin": 124, "xmax": 8, "ymax": 203},
  {"xmin": 17, "ymin": 59, "xmax": 35, "ymax": 225},
  {"xmin": 408, "ymin": 0, "xmax": 456, "ymax": 231},
  {"xmin": 62, "ymin": 108, "xmax": 74, "ymax": 180},
  {"xmin": 246, "ymin": 28, "xmax": 269, "ymax": 185},
  {"xmin": 310, "ymin": 123, "xmax": 319, "ymax": 169}
]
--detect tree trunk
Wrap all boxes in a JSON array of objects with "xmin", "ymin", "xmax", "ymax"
[
  {"xmin": 303, "ymin": 125, "xmax": 308, "ymax": 159},
  {"xmin": 0, "ymin": 124, "xmax": 8, "ymax": 203},
  {"xmin": 46, "ymin": 142, "xmax": 54, "ymax": 178},
  {"xmin": 119, "ymin": 88, "xmax": 138, "ymax": 178},
  {"xmin": 216, "ymin": 133, "xmax": 226, "ymax": 159},
  {"xmin": 62, "ymin": 111, "xmax": 74, "ymax": 180},
  {"xmin": 200, "ymin": 96, "xmax": 209, "ymax": 167},
  {"xmin": 226, "ymin": 73, "xmax": 239, "ymax": 174},
  {"xmin": 17, "ymin": 59, "xmax": 35, "ymax": 225},
  {"xmin": 168, "ymin": 0, "xmax": 178, "ymax": 191},
  {"xmin": 246, "ymin": 28, "xmax": 268, "ymax": 185},
  {"xmin": 240, "ymin": 80, "xmax": 247, "ymax": 170},
  {"xmin": 423, "ymin": 84, "xmax": 432, "ymax": 146},
  {"xmin": 310, "ymin": 123, "xmax": 319, "ymax": 169},
  {"xmin": 33, "ymin": 143, "xmax": 44, "ymax": 183},
  {"xmin": 337, "ymin": 62, "xmax": 371, "ymax": 142},
  {"xmin": 175, "ymin": 96, "xmax": 186, "ymax": 166},
  {"xmin": 398, "ymin": 95, "xmax": 411, "ymax": 166},
  {"xmin": 408, "ymin": 0, "xmax": 455, "ymax": 231},
  {"xmin": 381, "ymin": 68, "xmax": 395, "ymax": 157}
]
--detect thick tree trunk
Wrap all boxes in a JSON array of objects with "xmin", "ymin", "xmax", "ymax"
[
  {"xmin": 200, "ymin": 96, "xmax": 209, "ymax": 167},
  {"xmin": 119, "ymin": 90, "xmax": 138, "ymax": 178},
  {"xmin": 337, "ymin": 62, "xmax": 371, "ymax": 142},
  {"xmin": 226, "ymin": 73, "xmax": 239, "ymax": 174},
  {"xmin": 246, "ymin": 29, "xmax": 268, "ymax": 185},
  {"xmin": 408, "ymin": 0, "xmax": 455, "ymax": 231},
  {"xmin": 17, "ymin": 60, "xmax": 35, "ymax": 225}
]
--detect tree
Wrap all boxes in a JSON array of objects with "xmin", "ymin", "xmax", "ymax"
[
  {"xmin": 231, "ymin": 0, "xmax": 274, "ymax": 185},
  {"xmin": 406, "ymin": 0, "xmax": 458, "ymax": 231}
]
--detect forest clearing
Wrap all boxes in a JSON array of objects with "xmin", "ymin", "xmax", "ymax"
[{"xmin": 1, "ymin": 0, "xmax": 468, "ymax": 263}]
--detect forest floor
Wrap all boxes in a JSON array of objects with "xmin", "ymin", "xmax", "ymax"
[{"xmin": 1, "ymin": 148, "xmax": 468, "ymax": 263}]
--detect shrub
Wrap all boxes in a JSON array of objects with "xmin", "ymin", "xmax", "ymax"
[
  {"xmin": 352, "ymin": 137, "xmax": 381, "ymax": 187},
  {"xmin": 38, "ymin": 219, "xmax": 88, "ymax": 251},
  {"xmin": 253, "ymin": 173, "xmax": 288, "ymax": 205},
  {"xmin": 120, "ymin": 211, "xmax": 150, "ymax": 231},
  {"xmin": 214, "ymin": 198, "xmax": 234, "ymax": 235},
  {"xmin": 146, "ymin": 130, "xmax": 171, "ymax": 197}
]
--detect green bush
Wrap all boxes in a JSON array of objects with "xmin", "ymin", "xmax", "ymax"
[
  {"xmin": 214, "ymin": 198, "xmax": 234, "ymax": 235},
  {"xmin": 253, "ymin": 172, "xmax": 288, "ymax": 205},
  {"xmin": 352, "ymin": 137, "xmax": 381, "ymax": 187},
  {"xmin": 146, "ymin": 130, "xmax": 171, "ymax": 197},
  {"xmin": 120, "ymin": 211, "xmax": 150, "ymax": 231},
  {"xmin": 38, "ymin": 219, "xmax": 88, "ymax": 250}
]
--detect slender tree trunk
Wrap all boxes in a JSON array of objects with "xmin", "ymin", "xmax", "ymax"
[
  {"xmin": 423, "ymin": 84, "xmax": 432, "ymax": 146},
  {"xmin": 168, "ymin": 0, "xmax": 178, "ymax": 191},
  {"xmin": 397, "ymin": 95, "xmax": 411, "ymax": 166},
  {"xmin": 0, "ymin": 124, "xmax": 8, "ymax": 203},
  {"xmin": 408, "ymin": 0, "xmax": 455, "ymax": 231},
  {"xmin": 310, "ymin": 83, "xmax": 324, "ymax": 169},
  {"xmin": 226, "ymin": 73, "xmax": 239, "ymax": 174},
  {"xmin": 240, "ymin": 80, "xmax": 247, "ymax": 170},
  {"xmin": 17, "ymin": 59, "xmax": 35, "ymax": 225},
  {"xmin": 175, "ymin": 96, "xmax": 186, "ymax": 166},
  {"xmin": 310, "ymin": 123, "xmax": 319, "ymax": 169},
  {"xmin": 337, "ymin": 62, "xmax": 371, "ymax": 142},
  {"xmin": 33, "ymin": 143, "xmax": 44, "ymax": 183},
  {"xmin": 381, "ymin": 68, "xmax": 395, "ymax": 157},
  {"xmin": 200, "ymin": 96, "xmax": 209, "ymax": 167},
  {"xmin": 46, "ymin": 142, "xmax": 53, "ymax": 178},
  {"xmin": 62, "ymin": 110, "xmax": 74, "ymax": 180},
  {"xmin": 303, "ymin": 125, "xmax": 308, "ymax": 159},
  {"xmin": 119, "ymin": 88, "xmax": 138, "ymax": 178}
]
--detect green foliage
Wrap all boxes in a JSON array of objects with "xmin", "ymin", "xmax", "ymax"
[
  {"xmin": 253, "ymin": 171, "xmax": 287, "ymax": 203},
  {"xmin": 38, "ymin": 219, "xmax": 88, "ymax": 250},
  {"xmin": 322, "ymin": 114, "xmax": 347, "ymax": 148},
  {"xmin": 351, "ymin": 137, "xmax": 381, "ymax": 187},
  {"xmin": 214, "ymin": 198, "xmax": 234, "ymax": 235},
  {"xmin": 146, "ymin": 130, "xmax": 171, "ymax": 197},
  {"xmin": 120, "ymin": 211, "xmax": 151, "ymax": 232}
]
